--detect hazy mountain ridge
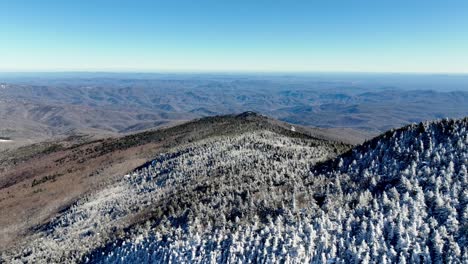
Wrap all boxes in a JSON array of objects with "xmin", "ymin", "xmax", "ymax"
[
  {"xmin": 2, "ymin": 115, "xmax": 466, "ymax": 263},
  {"xmin": 1, "ymin": 76, "xmax": 467, "ymax": 147}
]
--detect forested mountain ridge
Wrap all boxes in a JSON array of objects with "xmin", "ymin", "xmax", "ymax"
[
  {"xmin": 0, "ymin": 112, "xmax": 350, "ymax": 260},
  {"xmin": 2, "ymin": 116, "xmax": 467, "ymax": 263}
]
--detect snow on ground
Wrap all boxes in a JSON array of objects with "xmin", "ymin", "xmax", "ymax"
[
  {"xmin": 4, "ymin": 118, "xmax": 467, "ymax": 263},
  {"xmin": 5, "ymin": 130, "xmax": 332, "ymax": 263}
]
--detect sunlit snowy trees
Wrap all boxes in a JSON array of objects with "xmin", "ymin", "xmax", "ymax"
[{"xmin": 5, "ymin": 117, "xmax": 467, "ymax": 263}]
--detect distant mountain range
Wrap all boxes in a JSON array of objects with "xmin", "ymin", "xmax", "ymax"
[
  {"xmin": 1, "ymin": 113, "xmax": 466, "ymax": 263},
  {"xmin": 1, "ymin": 76, "xmax": 467, "ymax": 149}
]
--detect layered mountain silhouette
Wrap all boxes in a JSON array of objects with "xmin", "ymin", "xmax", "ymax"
[{"xmin": 2, "ymin": 78, "xmax": 467, "ymax": 149}]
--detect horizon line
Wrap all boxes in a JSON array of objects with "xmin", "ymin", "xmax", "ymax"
[{"xmin": 1, "ymin": 70, "xmax": 468, "ymax": 76}]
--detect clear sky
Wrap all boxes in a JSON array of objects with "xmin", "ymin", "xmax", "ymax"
[{"xmin": 1, "ymin": 0, "xmax": 467, "ymax": 73}]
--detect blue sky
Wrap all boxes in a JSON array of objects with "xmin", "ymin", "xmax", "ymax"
[{"xmin": 1, "ymin": 0, "xmax": 467, "ymax": 73}]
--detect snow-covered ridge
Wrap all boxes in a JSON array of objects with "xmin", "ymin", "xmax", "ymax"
[
  {"xmin": 4, "ymin": 118, "xmax": 467, "ymax": 263},
  {"xmin": 89, "ymin": 118, "xmax": 467, "ymax": 264},
  {"xmin": 5, "ymin": 131, "xmax": 335, "ymax": 263}
]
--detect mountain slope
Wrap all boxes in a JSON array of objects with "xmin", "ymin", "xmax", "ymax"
[
  {"xmin": 88, "ymin": 118, "xmax": 468, "ymax": 264},
  {"xmin": 2, "ymin": 116, "xmax": 466, "ymax": 263},
  {"xmin": 0, "ymin": 113, "xmax": 349, "ymax": 258}
]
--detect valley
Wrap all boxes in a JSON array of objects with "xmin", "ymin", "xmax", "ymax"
[{"xmin": 1, "ymin": 74, "xmax": 467, "ymax": 149}]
